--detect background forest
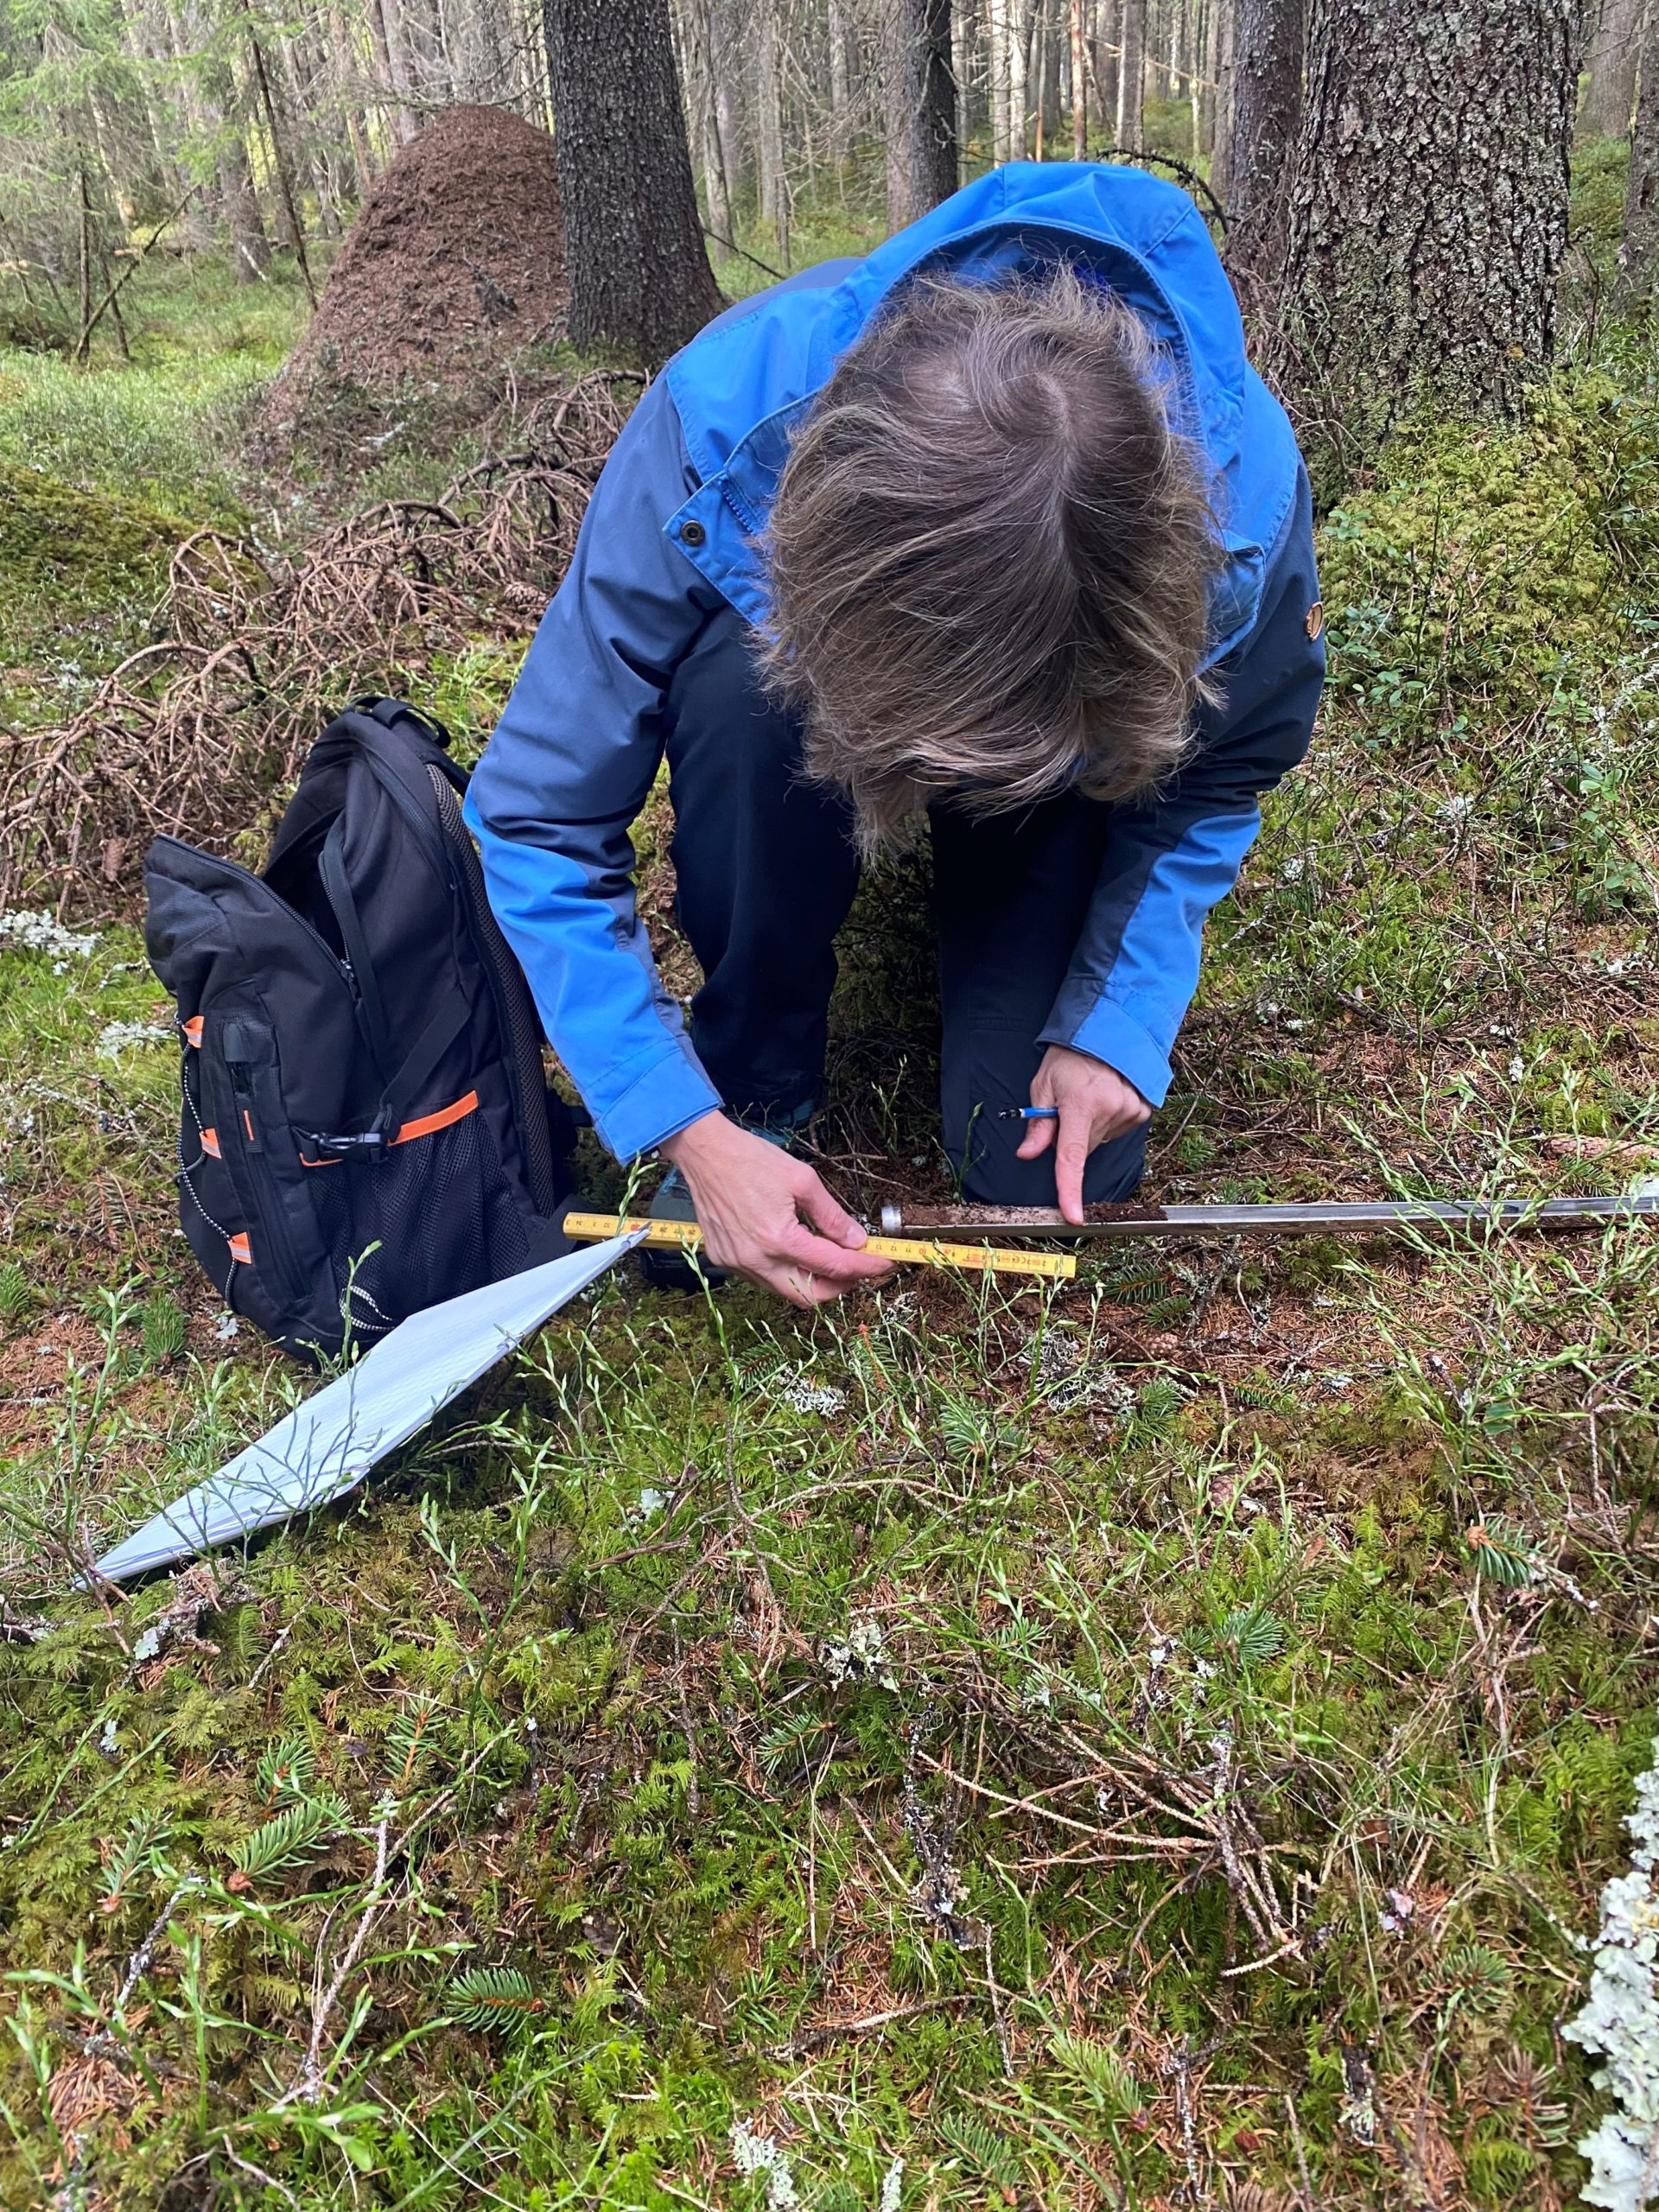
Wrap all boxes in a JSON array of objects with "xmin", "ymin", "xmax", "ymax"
[{"xmin": 3, "ymin": 3, "xmax": 1659, "ymax": 2210}]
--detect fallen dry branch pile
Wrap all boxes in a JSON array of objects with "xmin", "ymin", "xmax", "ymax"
[{"xmin": 0, "ymin": 369, "xmax": 639, "ymax": 912}]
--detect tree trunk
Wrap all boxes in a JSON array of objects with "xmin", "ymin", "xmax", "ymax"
[
  {"xmin": 1115, "ymin": 0, "xmax": 1146, "ymax": 141},
  {"xmin": 829, "ymin": 0, "xmax": 854, "ymax": 162},
  {"xmin": 753, "ymin": 0, "xmax": 789, "ymax": 255},
  {"xmin": 1067, "ymin": 0, "xmax": 1087, "ymax": 151},
  {"xmin": 543, "ymin": 0, "xmax": 721, "ymax": 360},
  {"xmin": 1280, "ymin": 0, "xmax": 1579, "ymax": 456},
  {"xmin": 1224, "ymin": 0, "xmax": 1303, "ymax": 283},
  {"xmin": 1008, "ymin": 0, "xmax": 1030, "ymax": 154},
  {"xmin": 372, "ymin": 0, "xmax": 420, "ymax": 143},
  {"xmin": 988, "ymin": 0, "xmax": 1013, "ymax": 161},
  {"xmin": 1210, "ymin": 0, "xmax": 1234, "ymax": 192},
  {"xmin": 329, "ymin": 1, "xmax": 378, "ymax": 194},
  {"xmin": 1204, "ymin": 0, "xmax": 1230, "ymax": 179},
  {"xmin": 1035, "ymin": 0, "xmax": 1062, "ymax": 154},
  {"xmin": 1583, "ymin": 0, "xmax": 1648, "ymax": 137},
  {"xmin": 399, "ymin": 0, "xmax": 448, "ymax": 105},
  {"xmin": 952, "ymin": 0, "xmax": 976, "ymax": 160},
  {"xmin": 1092, "ymin": 0, "xmax": 1119, "ymax": 129},
  {"xmin": 1620, "ymin": 1, "xmax": 1659, "ymax": 295},
  {"xmin": 885, "ymin": 0, "xmax": 958, "ymax": 222},
  {"xmin": 238, "ymin": 0, "xmax": 319, "ymax": 306},
  {"xmin": 158, "ymin": 0, "xmax": 226, "ymax": 250},
  {"xmin": 208, "ymin": 59, "xmax": 275, "ymax": 279},
  {"xmin": 683, "ymin": 0, "xmax": 732, "ymax": 243},
  {"xmin": 75, "ymin": 155, "xmax": 93, "ymax": 361},
  {"xmin": 711, "ymin": 0, "xmax": 746, "ymax": 192}
]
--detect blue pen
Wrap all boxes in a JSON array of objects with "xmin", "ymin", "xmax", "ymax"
[{"xmin": 998, "ymin": 1105, "xmax": 1059, "ymax": 1120}]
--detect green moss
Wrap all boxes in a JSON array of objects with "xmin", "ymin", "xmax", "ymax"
[
  {"xmin": 0, "ymin": 458, "xmax": 181, "ymax": 602},
  {"xmin": 1571, "ymin": 133, "xmax": 1632, "ymax": 284},
  {"xmin": 1318, "ymin": 374, "xmax": 1659, "ymax": 743},
  {"xmin": 3, "ymin": 269, "xmax": 1659, "ymax": 2212}
]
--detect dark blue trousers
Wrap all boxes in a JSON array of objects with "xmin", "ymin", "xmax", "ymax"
[{"xmin": 662, "ymin": 606, "xmax": 1147, "ymax": 1205}]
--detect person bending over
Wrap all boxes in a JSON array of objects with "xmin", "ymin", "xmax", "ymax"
[{"xmin": 467, "ymin": 163, "xmax": 1325, "ymax": 1307}]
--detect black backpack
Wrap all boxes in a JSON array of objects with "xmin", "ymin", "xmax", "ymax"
[{"xmin": 144, "ymin": 697, "xmax": 574, "ymax": 1363}]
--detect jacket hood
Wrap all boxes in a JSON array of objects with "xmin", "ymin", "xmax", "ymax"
[{"xmin": 663, "ymin": 162, "xmax": 1300, "ymax": 668}]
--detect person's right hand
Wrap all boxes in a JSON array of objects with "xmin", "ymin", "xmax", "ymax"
[{"xmin": 657, "ymin": 1113, "xmax": 893, "ymax": 1309}]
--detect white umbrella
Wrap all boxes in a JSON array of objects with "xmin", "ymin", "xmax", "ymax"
[{"xmin": 90, "ymin": 1232, "xmax": 642, "ymax": 1584}]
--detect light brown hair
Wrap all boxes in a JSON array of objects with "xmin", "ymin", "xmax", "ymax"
[{"xmin": 761, "ymin": 266, "xmax": 1222, "ymax": 854}]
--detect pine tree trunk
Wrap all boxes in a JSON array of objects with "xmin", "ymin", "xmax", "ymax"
[
  {"xmin": 1092, "ymin": 0, "xmax": 1119, "ymax": 130},
  {"xmin": 1008, "ymin": 0, "xmax": 1030, "ymax": 154},
  {"xmin": 206, "ymin": 54, "xmax": 276, "ymax": 279},
  {"xmin": 1035, "ymin": 0, "xmax": 1062, "ymax": 155},
  {"xmin": 1210, "ymin": 0, "xmax": 1234, "ymax": 192},
  {"xmin": 1067, "ymin": 0, "xmax": 1086, "ymax": 151},
  {"xmin": 329, "ymin": 1, "xmax": 378, "ymax": 194},
  {"xmin": 1202, "ymin": 0, "xmax": 1228, "ymax": 176},
  {"xmin": 683, "ymin": 0, "xmax": 732, "ymax": 242},
  {"xmin": 988, "ymin": 0, "xmax": 1013, "ymax": 161},
  {"xmin": 158, "ymin": 0, "xmax": 221, "ymax": 250},
  {"xmin": 952, "ymin": 0, "xmax": 977, "ymax": 171},
  {"xmin": 1225, "ymin": 0, "xmax": 1303, "ymax": 283},
  {"xmin": 1620, "ymin": 2, "xmax": 1659, "ymax": 295},
  {"xmin": 1194, "ymin": 0, "xmax": 1211, "ymax": 156},
  {"xmin": 885, "ymin": 0, "xmax": 958, "ymax": 222},
  {"xmin": 1583, "ymin": 0, "xmax": 1648, "ymax": 137},
  {"xmin": 543, "ymin": 0, "xmax": 722, "ymax": 360},
  {"xmin": 238, "ymin": 0, "xmax": 318, "ymax": 305},
  {"xmin": 373, "ymin": 0, "xmax": 420, "ymax": 143},
  {"xmin": 75, "ymin": 155, "xmax": 93, "ymax": 360},
  {"xmin": 829, "ymin": 0, "xmax": 854, "ymax": 162},
  {"xmin": 1116, "ymin": 0, "xmax": 1146, "ymax": 141},
  {"xmin": 1281, "ymin": 0, "xmax": 1578, "ymax": 455},
  {"xmin": 753, "ymin": 0, "xmax": 789, "ymax": 254}
]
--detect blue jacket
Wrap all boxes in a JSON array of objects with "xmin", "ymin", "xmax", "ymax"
[{"xmin": 466, "ymin": 162, "xmax": 1322, "ymax": 1162}]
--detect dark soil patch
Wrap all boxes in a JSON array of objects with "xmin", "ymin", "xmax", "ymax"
[{"xmin": 254, "ymin": 103, "xmax": 568, "ymax": 461}]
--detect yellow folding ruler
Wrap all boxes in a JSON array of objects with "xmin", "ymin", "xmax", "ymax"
[{"xmin": 563, "ymin": 1211, "xmax": 1077, "ymax": 1283}]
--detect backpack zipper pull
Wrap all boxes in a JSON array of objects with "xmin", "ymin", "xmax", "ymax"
[{"xmin": 226, "ymin": 1059, "xmax": 264, "ymax": 1151}]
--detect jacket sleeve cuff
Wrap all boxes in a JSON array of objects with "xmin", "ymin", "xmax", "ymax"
[
  {"xmin": 1039, "ymin": 998, "xmax": 1173, "ymax": 1110},
  {"xmin": 591, "ymin": 1046, "xmax": 723, "ymax": 1162}
]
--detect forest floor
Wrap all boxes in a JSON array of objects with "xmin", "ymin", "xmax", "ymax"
[{"xmin": 3, "ymin": 188, "xmax": 1659, "ymax": 2212}]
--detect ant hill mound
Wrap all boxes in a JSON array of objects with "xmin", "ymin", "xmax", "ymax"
[{"xmin": 255, "ymin": 103, "xmax": 568, "ymax": 464}]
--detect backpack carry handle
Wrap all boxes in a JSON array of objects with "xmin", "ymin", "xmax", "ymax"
[{"xmin": 343, "ymin": 695, "xmax": 454, "ymax": 752}]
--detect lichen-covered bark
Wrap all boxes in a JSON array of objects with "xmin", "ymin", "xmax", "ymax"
[
  {"xmin": 1278, "ymin": 0, "xmax": 1578, "ymax": 456},
  {"xmin": 541, "ymin": 0, "xmax": 721, "ymax": 367}
]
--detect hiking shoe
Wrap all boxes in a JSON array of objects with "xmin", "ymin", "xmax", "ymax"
[
  {"xmin": 639, "ymin": 1118, "xmax": 804, "ymax": 1293},
  {"xmin": 641, "ymin": 1166, "xmax": 721, "ymax": 1292}
]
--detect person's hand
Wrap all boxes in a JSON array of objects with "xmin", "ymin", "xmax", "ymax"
[
  {"xmin": 1014, "ymin": 1046, "xmax": 1150, "ymax": 1225},
  {"xmin": 658, "ymin": 1113, "xmax": 893, "ymax": 1308}
]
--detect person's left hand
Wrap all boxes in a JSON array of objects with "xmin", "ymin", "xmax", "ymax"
[{"xmin": 1014, "ymin": 1045, "xmax": 1151, "ymax": 1224}]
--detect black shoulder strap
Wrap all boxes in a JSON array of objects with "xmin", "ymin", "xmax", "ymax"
[{"xmin": 380, "ymin": 992, "xmax": 474, "ymax": 1126}]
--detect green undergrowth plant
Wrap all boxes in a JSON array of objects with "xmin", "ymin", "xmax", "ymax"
[
  {"xmin": 1, "ymin": 1233, "xmax": 1652, "ymax": 2205},
  {"xmin": 2, "ymin": 215, "xmax": 1659, "ymax": 2209}
]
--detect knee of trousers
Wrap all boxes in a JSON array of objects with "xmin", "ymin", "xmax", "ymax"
[{"xmin": 953, "ymin": 1116, "xmax": 1149, "ymax": 1207}]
